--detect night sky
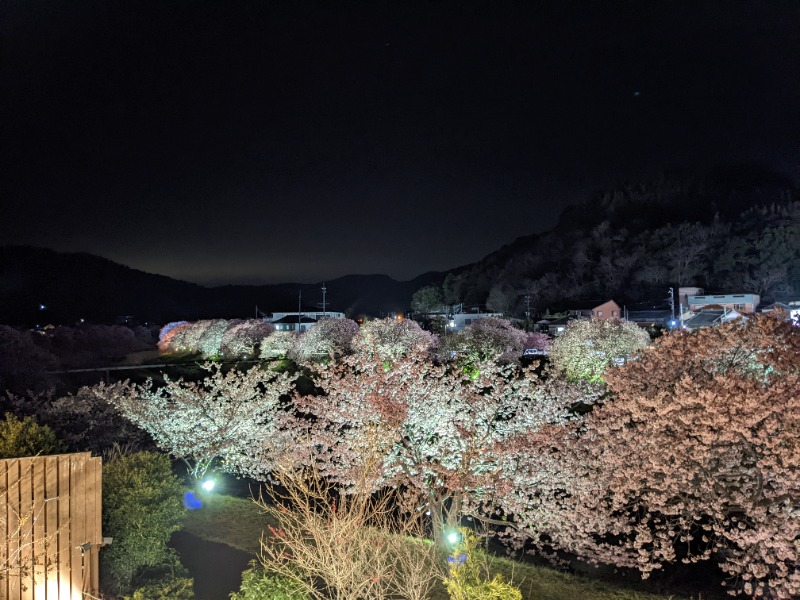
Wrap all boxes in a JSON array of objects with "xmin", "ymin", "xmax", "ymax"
[{"xmin": 3, "ymin": 1, "xmax": 799, "ymax": 285}]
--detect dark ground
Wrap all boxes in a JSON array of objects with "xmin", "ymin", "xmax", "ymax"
[{"xmin": 171, "ymin": 531, "xmax": 254, "ymax": 600}]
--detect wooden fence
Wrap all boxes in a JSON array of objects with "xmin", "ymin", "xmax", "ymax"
[{"xmin": 0, "ymin": 453, "xmax": 102, "ymax": 600}]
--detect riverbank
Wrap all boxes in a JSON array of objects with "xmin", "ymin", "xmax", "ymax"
[{"xmin": 181, "ymin": 494, "xmax": 697, "ymax": 600}]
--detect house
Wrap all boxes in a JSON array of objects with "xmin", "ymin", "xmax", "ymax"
[
  {"xmin": 568, "ymin": 299, "xmax": 622, "ymax": 320},
  {"xmin": 687, "ymin": 293, "xmax": 760, "ymax": 314},
  {"xmin": 536, "ymin": 300, "xmax": 621, "ymax": 336},
  {"xmin": 625, "ymin": 309, "xmax": 674, "ymax": 328},
  {"xmin": 266, "ymin": 310, "xmax": 346, "ymax": 332},
  {"xmin": 535, "ymin": 315, "xmax": 571, "ymax": 336}
]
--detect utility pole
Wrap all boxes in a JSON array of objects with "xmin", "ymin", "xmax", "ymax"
[
  {"xmin": 524, "ymin": 294, "xmax": 531, "ymax": 321},
  {"xmin": 667, "ymin": 287, "xmax": 676, "ymax": 320},
  {"xmin": 321, "ymin": 283, "xmax": 327, "ymax": 317},
  {"xmin": 298, "ymin": 290, "xmax": 302, "ymax": 332}
]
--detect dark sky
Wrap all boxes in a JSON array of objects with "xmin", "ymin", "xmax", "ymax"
[{"xmin": 3, "ymin": 1, "xmax": 799, "ymax": 285}]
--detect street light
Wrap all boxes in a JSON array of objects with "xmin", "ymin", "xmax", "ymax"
[{"xmin": 443, "ymin": 318, "xmax": 455, "ymax": 336}]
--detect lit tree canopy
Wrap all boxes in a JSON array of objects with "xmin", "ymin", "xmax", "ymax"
[
  {"xmin": 158, "ymin": 321, "xmax": 190, "ymax": 353},
  {"xmin": 161, "ymin": 319, "xmax": 274, "ymax": 358},
  {"xmin": 221, "ymin": 319, "xmax": 274, "ymax": 358},
  {"xmin": 522, "ymin": 331, "xmax": 550, "ymax": 352},
  {"xmin": 96, "ymin": 363, "xmax": 296, "ymax": 478},
  {"xmin": 194, "ymin": 319, "xmax": 229, "ymax": 358},
  {"xmin": 291, "ymin": 351, "xmax": 576, "ymax": 539},
  {"xmin": 352, "ymin": 318, "xmax": 437, "ymax": 361},
  {"xmin": 440, "ymin": 317, "xmax": 527, "ymax": 365},
  {"xmin": 528, "ymin": 315, "xmax": 800, "ymax": 598},
  {"xmin": 289, "ymin": 318, "xmax": 359, "ymax": 364},
  {"xmin": 259, "ymin": 331, "xmax": 297, "ymax": 361},
  {"xmin": 548, "ymin": 318, "xmax": 650, "ymax": 381}
]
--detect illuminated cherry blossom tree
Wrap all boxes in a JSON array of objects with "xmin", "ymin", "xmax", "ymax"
[
  {"xmin": 522, "ymin": 315, "xmax": 799, "ymax": 598},
  {"xmin": 259, "ymin": 331, "xmax": 297, "ymax": 361},
  {"xmin": 96, "ymin": 363, "xmax": 296, "ymax": 478},
  {"xmin": 352, "ymin": 318, "xmax": 437, "ymax": 361},
  {"xmin": 195, "ymin": 319, "xmax": 229, "ymax": 358},
  {"xmin": 548, "ymin": 318, "xmax": 650, "ymax": 381},
  {"xmin": 164, "ymin": 320, "xmax": 211, "ymax": 354},
  {"xmin": 220, "ymin": 319, "xmax": 274, "ymax": 358},
  {"xmin": 522, "ymin": 331, "xmax": 550, "ymax": 353},
  {"xmin": 440, "ymin": 317, "xmax": 527, "ymax": 364},
  {"xmin": 158, "ymin": 321, "xmax": 189, "ymax": 353},
  {"xmin": 289, "ymin": 318, "xmax": 359, "ymax": 363},
  {"xmin": 291, "ymin": 351, "xmax": 575, "ymax": 543}
]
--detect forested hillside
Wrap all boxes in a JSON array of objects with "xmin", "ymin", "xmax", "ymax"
[{"xmin": 429, "ymin": 168, "xmax": 799, "ymax": 313}]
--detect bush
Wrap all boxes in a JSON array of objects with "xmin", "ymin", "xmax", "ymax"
[
  {"xmin": 0, "ymin": 412, "xmax": 65, "ymax": 458},
  {"xmin": 443, "ymin": 528, "xmax": 522, "ymax": 600},
  {"xmin": 122, "ymin": 550, "xmax": 194, "ymax": 599},
  {"xmin": 125, "ymin": 578, "xmax": 194, "ymax": 600},
  {"xmin": 125, "ymin": 569, "xmax": 194, "ymax": 600},
  {"xmin": 230, "ymin": 562, "xmax": 310, "ymax": 600},
  {"xmin": 102, "ymin": 450, "xmax": 187, "ymax": 595}
]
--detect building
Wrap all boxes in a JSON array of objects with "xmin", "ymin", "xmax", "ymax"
[
  {"xmin": 448, "ymin": 312, "xmax": 504, "ymax": 333},
  {"xmin": 625, "ymin": 309, "xmax": 674, "ymax": 328},
  {"xmin": 266, "ymin": 310, "xmax": 346, "ymax": 332},
  {"xmin": 683, "ymin": 308, "xmax": 743, "ymax": 331},
  {"xmin": 678, "ymin": 287, "xmax": 704, "ymax": 310},
  {"xmin": 687, "ymin": 293, "xmax": 760, "ymax": 314},
  {"xmin": 536, "ymin": 300, "xmax": 622, "ymax": 336},
  {"xmin": 568, "ymin": 299, "xmax": 622, "ymax": 320},
  {"xmin": 535, "ymin": 315, "xmax": 571, "ymax": 336}
]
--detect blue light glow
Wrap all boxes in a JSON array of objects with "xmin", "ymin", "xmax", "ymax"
[{"xmin": 183, "ymin": 491, "xmax": 203, "ymax": 510}]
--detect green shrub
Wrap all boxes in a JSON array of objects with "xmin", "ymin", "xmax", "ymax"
[
  {"xmin": 0, "ymin": 412, "xmax": 65, "ymax": 458},
  {"xmin": 123, "ymin": 551, "xmax": 194, "ymax": 599},
  {"xmin": 101, "ymin": 450, "xmax": 187, "ymax": 595},
  {"xmin": 230, "ymin": 562, "xmax": 310, "ymax": 600},
  {"xmin": 125, "ymin": 576, "xmax": 195, "ymax": 600},
  {"xmin": 444, "ymin": 528, "xmax": 522, "ymax": 600}
]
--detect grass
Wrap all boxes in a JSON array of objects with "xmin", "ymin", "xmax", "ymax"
[
  {"xmin": 183, "ymin": 493, "xmax": 271, "ymax": 555},
  {"xmin": 183, "ymin": 494, "xmax": 690, "ymax": 600}
]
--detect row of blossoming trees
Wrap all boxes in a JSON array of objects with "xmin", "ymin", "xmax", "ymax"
[
  {"xmin": 98, "ymin": 314, "xmax": 798, "ymax": 598},
  {"xmin": 156, "ymin": 315, "xmax": 552, "ymax": 363}
]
